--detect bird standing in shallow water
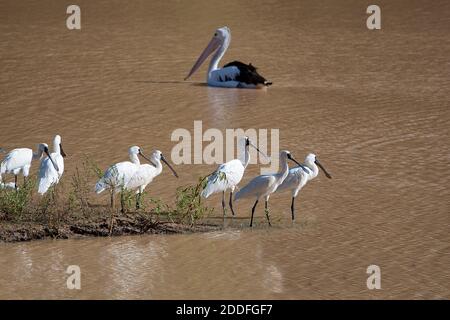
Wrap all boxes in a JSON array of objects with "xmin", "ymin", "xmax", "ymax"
[
  {"xmin": 201, "ymin": 136, "xmax": 268, "ymax": 219},
  {"xmin": 234, "ymin": 150, "xmax": 306, "ymax": 227},
  {"xmin": 276, "ymin": 153, "xmax": 332, "ymax": 221}
]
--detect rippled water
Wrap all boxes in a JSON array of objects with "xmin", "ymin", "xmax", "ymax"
[{"xmin": 0, "ymin": 0, "xmax": 449, "ymax": 299}]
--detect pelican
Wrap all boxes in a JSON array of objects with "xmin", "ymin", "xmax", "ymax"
[
  {"xmin": 201, "ymin": 136, "xmax": 268, "ymax": 218},
  {"xmin": 185, "ymin": 26, "xmax": 272, "ymax": 88},
  {"xmin": 38, "ymin": 135, "xmax": 67, "ymax": 195},
  {"xmin": 95, "ymin": 146, "xmax": 152, "ymax": 211},
  {"xmin": 234, "ymin": 150, "xmax": 306, "ymax": 227},
  {"xmin": 1, "ymin": 143, "xmax": 53, "ymax": 189},
  {"xmin": 125, "ymin": 150, "xmax": 179, "ymax": 209},
  {"xmin": 276, "ymin": 153, "xmax": 332, "ymax": 221}
]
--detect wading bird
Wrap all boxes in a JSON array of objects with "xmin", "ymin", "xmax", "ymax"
[
  {"xmin": 276, "ymin": 153, "xmax": 332, "ymax": 221},
  {"xmin": 201, "ymin": 137, "xmax": 268, "ymax": 218},
  {"xmin": 38, "ymin": 135, "xmax": 67, "ymax": 195},
  {"xmin": 0, "ymin": 143, "xmax": 53, "ymax": 190},
  {"xmin": 234, "ymin": 150, "xmax": 306, "ymax": 227},
  {"xmin": 125, "ymin": 150, "xmax": 179, "ymax": 210},
  {"xmin": 95, "ymin": 146, "xmax": 152, "ymax": 211},
  {"xmin": 185, "ymin": 26, "xmax": 272, "ymax": 88}
]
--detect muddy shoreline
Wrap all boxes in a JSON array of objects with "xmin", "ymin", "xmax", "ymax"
[{"xmin": 0, "ymin": 213, "xmax": 221, "ymax": 243}]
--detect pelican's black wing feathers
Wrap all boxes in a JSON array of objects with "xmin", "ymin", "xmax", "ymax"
[{"xmin": 223, "ymin": 61, "xmax": 272, "ymax": 86}]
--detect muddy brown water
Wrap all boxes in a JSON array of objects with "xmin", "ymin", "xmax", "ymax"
[{"xmin": 0, "ymin": 0, "xmax": 449, "ymax": 299}]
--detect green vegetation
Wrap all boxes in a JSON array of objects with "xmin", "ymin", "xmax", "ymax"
[{"xmin": 0, "ymin": 156, "xmax": 215, "ymax": 240}]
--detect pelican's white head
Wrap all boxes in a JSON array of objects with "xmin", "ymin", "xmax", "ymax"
[
  {"xmin": 149, "ymin": 150, "xmax": 178, "ymax": 178},
  {"xmin": 185, "ymin": 26, "xmax": 231, "ymax": 80}
]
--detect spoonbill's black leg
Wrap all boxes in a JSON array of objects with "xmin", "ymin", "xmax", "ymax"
[
  {"xmin": 229, "ymin": 191, "xmax": 236, "ymax": 216},
  {"xmin": 291, "ymin": 197, "xmax": 295, "ymax": 221},
  {"xmin": 250, "ymin": 199, "xmax": 259, "ymax": 227},
  {"xmin": 14, "ymin": 175, "xmax": 18, "ymax": 190},
  {"xmin": 265, "ymin": 200, "xmax": 272, "ymax": 226},
  {"xmin": 221, "ymin": 191, "xmax": 226, "ymax": 219}
]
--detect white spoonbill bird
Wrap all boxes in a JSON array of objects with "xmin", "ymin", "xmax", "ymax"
[
  {"xmin": 234, "ymin": 150, "xmax": 306, "ymax": 227},
  {"xmin": 124, "ymin": 150, "xmax": 179, "ymax": 209},
  {"xmin": 185, "ymin": 26, "xmax": 272, "ymax": 88},
  {"xmin": 1, "ymin": 143, "xmax": 53, "ymax": 189},
  {"xmin": 201, "ymin": 136, "xmax": 268, "ymax": 218},
  {"xmin": 38, "ymin": 135, "xmax": 67, "ymax": 195},
  {"xmin": 95, "ymin": 146, "xmax": 152, "ymax": 211},
  {"xmin": 276, "ymin": 153, "xmax": 332, "ymax": 221}
]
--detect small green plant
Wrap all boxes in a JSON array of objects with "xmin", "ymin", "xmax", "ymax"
[
  {"xmin": 0, "ymin": 177, "xmax": 36, "ymax": 220},
  {"xmin": 173, "ymin": 176, "xmax": 212, "ymax": 226}
]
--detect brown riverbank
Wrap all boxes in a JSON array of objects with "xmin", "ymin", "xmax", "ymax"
[{"xmin": 0, "ymin": 211, "xmax": 220, "ymax": 242}]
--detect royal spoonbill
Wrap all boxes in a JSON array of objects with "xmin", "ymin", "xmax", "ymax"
[
  {"xmin": 95, "ymin": 146, "xmax": 152, "ymax": 211},
  {"xmin": 234, "ymin": 150, "xmax": 306, "ymax": 227},
  {"xmin": 125, "ymin": 150, "xmax": 178, "ymax": 209},
  {"xmin": 1, "ymin": 143, "xmax": 54, "ymax": 189},
  {"xmin": 38, "ymin": 135, "xmax": 67, "ymax": 195},
  {"xmin": 276, "ymin": 153, "xmax": 332, "ymax": 221},
  {"xmin": 201, "ymin": 136, "xmax": 268, "ymax": 218},
  {"xmin": 185, "ymin": 26, "xmax": 272, "ymax": 88}
]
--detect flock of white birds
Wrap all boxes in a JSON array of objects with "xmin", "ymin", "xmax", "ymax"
[{"xmin": 0, "ymin": 135, "xmax": 331, "ymax": 226}]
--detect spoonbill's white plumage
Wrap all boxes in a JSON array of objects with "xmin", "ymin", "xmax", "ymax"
[
  {"xmin": 125, "ymin": 150, "xmax": 179, "ymax": 209},
  {"xmin": 0, "ymin": 182, "xmax": 17, "ymax": 190},
  {"xmin": 234, "ymin": 150, "xmax": 306, "ymax": 227},
  {"xmin": 95, "ymin": 146, "xmax": 156, "ymax": 211},
  {"xmin": 276, "ymin": 153, "xmax": 332, "ymax": 221},
  {"xmin": 201, "ymin": 137, "xmax": 267, "ymax": 217},
  {"xmin": 38, "ymin": 135, "xmax": 66, "ymax": 195},
  {"xmin": 1, "ymin": 143, "xmax": 51, "ymax": 189},
  {"xmin": 185, "ymin": 27, "xmax": 271, "ymax": 89}
]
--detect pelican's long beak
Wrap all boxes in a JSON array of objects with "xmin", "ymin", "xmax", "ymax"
[
  {"xmin": 161, "ymin": 155, "xmax": 179, "ymax": 178},
  {"xmin": 248, "ymin": 140, "xmax": 270, "ymax": 161},
  {"xmin": 185, "ymin": 37, "xmax": 221, "ymax": 80},
  {"xmin": 44, "ymin": 147, "xmax": 59, "ymax": 172},
  {"xmin": 315, "ymin": 159, "xmax": 332, "ymax": 179},
  {"xmin": 60, "ymin": 143, "xmax": 67, "ymax": 158}
]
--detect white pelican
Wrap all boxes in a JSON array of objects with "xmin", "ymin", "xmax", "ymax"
[
  {"xmin": 95, "ymin": 146, "xmax": 152, "ymax": 211},
  {"xmin": 201, "ymin": 136, "xmax": 268, "ymax": 217},
  {"xmin": 234, "ymin": 150, "xmax": 306, "ymax": 227},
  {"xmin": 185, "ymin": 26, "xmax": 272, "ymax": 88},
  {"xmin": 38, "ymin": 135, "xmax": 67, "ymax": 195},
  {"xmin": 125, "ymin": 150, "xmax": 178, "ymax": 209},
  {"xmin": 0, "ymin": 143, "xmax": 53, "ymax": 189},
  {"xmin": 276, "ymin": 153, "xmax": 332, "ymax": 221}
]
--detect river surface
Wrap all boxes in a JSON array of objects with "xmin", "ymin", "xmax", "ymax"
[{"xmin": 0, "ymin": 0, "xmax": 449, "ymax": 299}]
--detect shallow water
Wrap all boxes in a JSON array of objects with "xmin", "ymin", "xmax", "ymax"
[{"xmin": 0, "ymin": 0, "xmax": 449, "ymax": 299}]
